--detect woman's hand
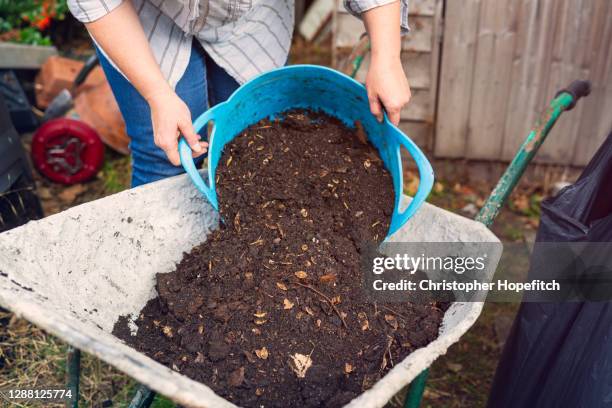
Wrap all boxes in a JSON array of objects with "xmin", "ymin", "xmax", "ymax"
[
  {"xmin": 366, "ymin": 55, "xmax": 411, "ymax": 125},
  {"xmin": 362, "ymin": 0, "xmax": 411, "ymax": 125},
  {"xmin": 147, "ymin": 87, "xmax": 208, "ymax": 166}
]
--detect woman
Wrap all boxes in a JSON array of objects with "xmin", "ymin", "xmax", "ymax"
[{"xmin": 68, "ymin": 0, "xmax": 411, "ymax": 187}]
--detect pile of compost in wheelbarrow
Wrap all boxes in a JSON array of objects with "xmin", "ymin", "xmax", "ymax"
[{"xmin": 113, "ymin": 110, "xmax": 448, "ymax": 407}]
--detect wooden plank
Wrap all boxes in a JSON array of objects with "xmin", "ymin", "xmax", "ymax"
[
  {"xmin": 334, "ymin": 12, "xmax": 365, "ymax": 48},
  {"xmin": 398, "ymin": 120, "xmax": 432, "ymax": 149},
  {"xmin": 299, "ymin": 0, "xmax": 334, "ymax": 41},
  {"xmin": 401, "ymin": 88, "xmax": 431, "ymax": 121},
  {"xmin": 464, "ymin": 0, "xmax": 519, "ymax": 160},
  {"xmin": 572, "ymin": 0, "xmax": 612, "ymax": 165},
  {"xmin": 335, "ymin": 13, "xmax": 433, "ymax": 52},
  {"xmin": 0, "ymin": 43, "xmax": 58, "ymax": 69},
  {"xmin": 499, "ymin": 0, "xmax": 537, "ymax": 160},
  {"xmin": 434, "ymin": 0, "xmax": 482, "ymax": 158},
  {"xmin": 535, "ymin": 0, "xmax": 582, "ymax": 164},
  {"xmin": 401, "ymin": 16, "xmax": 434, "ymax": 52},
  {"xmin": 501, "ymin": 0, "xmax": 557, "ymax": 161},
  {"xmin": 409, "ymin": 0, "xmax": 436, "ymax": 16},
  {"xmin": 426, "ymin": 0, "xmax": 443, "ymax": 153}
]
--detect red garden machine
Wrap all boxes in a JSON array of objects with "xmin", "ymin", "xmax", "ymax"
[{"xmin": 31, "ymin": 54, "xmax": 129, "ymax": 184}]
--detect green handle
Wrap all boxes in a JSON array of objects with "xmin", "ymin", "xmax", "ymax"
[{"xmin": 476, "ymin": 81, "xmax": 591, "ymax": 226}]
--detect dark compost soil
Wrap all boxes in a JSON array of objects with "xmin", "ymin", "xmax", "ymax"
[{"xmin": 113, "ymin": 110, "xmax": 448, "ymax": 407}]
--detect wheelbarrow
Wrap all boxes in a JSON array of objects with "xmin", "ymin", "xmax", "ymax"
[{"xmin": 0, "ymin": 74, "xmax": 590, "ymax": 408}]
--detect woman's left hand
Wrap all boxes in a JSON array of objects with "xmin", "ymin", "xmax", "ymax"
[{"xmin": 365, "ymin": 55, "xmax": 411, "ymax": 126}]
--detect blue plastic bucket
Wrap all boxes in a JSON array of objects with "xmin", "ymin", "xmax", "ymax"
[{"xmin": 179, "ymin": 65, "xmax": 434, "ymax": 237}]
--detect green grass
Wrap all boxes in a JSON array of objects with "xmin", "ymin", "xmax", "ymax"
[{"xmin": 100, "ymin": 152, "xmax": 131, "ymax": 194}]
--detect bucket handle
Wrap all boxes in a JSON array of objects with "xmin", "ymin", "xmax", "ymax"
[
  {"xmin": 388, "ymin": 126, "xmax": 434, "ymax": 236},
  {"xmin": 179, "ymin": 105, "xmax": 220, "ymax": 211}
]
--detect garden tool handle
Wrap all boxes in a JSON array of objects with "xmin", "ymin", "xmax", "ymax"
[
  {"xmin": 179, "ymin": 105, "xmax": 221, "ymax": 211},
  {"xmin": 555, "ymin": 80, "xmax": 591, "ymax": 110},
  {"xmin": 387, "ymin": 124, "xmax": 434, "ymax": 236},
  {"xmin": 73, "ymin": 54, "xmax": 99, "ymax": 89}
]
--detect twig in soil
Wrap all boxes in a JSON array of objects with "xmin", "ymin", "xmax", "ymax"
[
  {"xmin": 294, "ymin": 282, "xmax": 348, "ymax": 329},
  {"xmin": 380, "ymin": 305, "xmax": 411, "ymax": 322},
  {"xmin": 380, "ymin": 335, "xmax": 394, "ymax": 371}
]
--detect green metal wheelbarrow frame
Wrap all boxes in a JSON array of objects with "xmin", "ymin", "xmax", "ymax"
[{"xmin": 65, "ymin": 71, "xmax": 590, "ymax": 406}]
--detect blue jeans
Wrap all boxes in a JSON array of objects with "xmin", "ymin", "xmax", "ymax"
[{"xmin": 96, "ymin": 42, "xmax": 240, "ymax": 187}]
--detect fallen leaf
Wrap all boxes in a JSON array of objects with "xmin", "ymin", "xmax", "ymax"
[
  {"xmin": 254, "ymin": 311, "xmax": 267, "ymax": 318},
  {"xmin": 513, "ymin": 194, "xmax": 530, "ymax": 212},
  {"xmin": 319, "ymin": 274, "xmax": 337, "ymax": 284},
  {"xmin": 255, "ymin": 347, "xmax": 269, "ymax": 360},
  {"xmin": 304, "ymin": 306, "xmax": 315, "ymax": 316},
  {"xmin": 254, "ymin": 319, "xmax": 267, "ymax": 325},
  {"xmin": 37, "ymin": 186, "xmax": 52, "ymax": 200},
  {"xmin": 301, "ymin": 244, "xmax": 308, "ymax": 251},
  {"xmin": 233, "ymin": 212, "xmax": 241, "ymax": 232},
  {"xmin": 58, "ymin": 184, "xmax": 86, "ymax": 203},
  {"xmin": 331, "ymin": 295, "xmax": 341, "ymax": 305},
  {"xmin": 447, "ymin": 362, "xmax": 463, "ymax": 373},
  {"xmin": 289, "ymin": 353, "xmax": 313, "ymax": 378},
  {"xmin": 283, "ymin": 298, "xmax": 294, "ymax": 309},
  {"xmin": 405, "ymin": 176, "xmax": 419, "ymax": 196},
  {"xmin": 276, "ymin": 282, "xmax": 288, "ymax": 291},
  {"xmin": 358, "ymin": 312, "xmax": 369, "ymax": 331},
  {"xmin": 255, "ymin": 388, "xmax": 264, "ymax": 396},
  {"xmin": 251, "ymin": 328, "xmax": 261, "ymax": 335},
  {"xmin": 385, "ymin": 314, "xmax": 399, "ymax": 330},
  {"xmin": 363, "ymin": 159, "xmax": 371, "ymax": 169},
  {"xmin": 162, "ymin": 326, "xmax": 173, "ymax": 338},
  {"xmin": 300, "ymin": 208, "xmax": 308, "ymax": 218},
  {"xmin": 345, "ymin": 363, "xmax": 353, "ymax": 374},
  {"xmin": 295, "ymin": 271, "xmax": 308, "ymax": 279},
  {"xmin": 228, "ymin": 367, "xmax": 245, "ymax": 386}
]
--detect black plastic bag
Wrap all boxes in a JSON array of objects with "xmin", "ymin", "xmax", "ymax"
[{"xmin": 487, "ymin": 131, "xmax": 612, "ymax": 408}]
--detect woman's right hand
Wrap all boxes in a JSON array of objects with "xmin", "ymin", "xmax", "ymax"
[{"xmin": 147, "ymin": 87, "xmax": 208, "ymax": 166}]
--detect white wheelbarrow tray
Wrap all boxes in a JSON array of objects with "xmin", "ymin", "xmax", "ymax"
[{"xmin": 0, "ymin": 172, "xmax": 500, "ymax": 408}]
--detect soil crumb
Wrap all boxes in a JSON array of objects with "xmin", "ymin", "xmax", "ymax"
[{"xmin": 113, "ymin": 110, "xmax": 447, "ymax": 407}]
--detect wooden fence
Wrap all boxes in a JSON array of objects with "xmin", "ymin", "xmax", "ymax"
[{"xmin": 333, "ymin": 0, "xmax": 612, "ymax": 166}]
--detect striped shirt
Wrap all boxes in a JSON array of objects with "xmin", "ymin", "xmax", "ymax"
[{"xmin": 68, "ymin": 0, "xmax": 409, "ymax": 87}]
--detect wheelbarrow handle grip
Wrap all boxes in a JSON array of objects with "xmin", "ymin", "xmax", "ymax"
[
  {"xmin": 179, "ymin": 106, "xmax": 220, "ymax": 210},
  {"xmin": 555, "ymin": 80, "xmax": 592, "ymax": 110},
  {"xmin": 386, "ymin": 124, "xmax": 434, "ymax": 236}
]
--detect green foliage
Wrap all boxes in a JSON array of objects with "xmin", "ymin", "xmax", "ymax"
[
  {"xmin": 18, "ymin": 26, "xmax": 52, "ymax": 45},
  {"xmin": 0, "ymin": 0, "xmax": 68, "ymax": 45},
  {"xmin": 152, "ymin": 395, "xmax": 177, "ymax": 408},
  {"xmin": 101, "ymin": 153, "xmax": 131, "ymax": 194}
]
